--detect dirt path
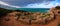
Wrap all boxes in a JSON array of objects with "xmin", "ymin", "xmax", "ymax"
[{"xmin": 31, "ymin": 15, "xmax": 60, "ymax": 26}]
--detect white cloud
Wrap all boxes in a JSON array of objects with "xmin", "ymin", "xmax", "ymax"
[
  {"xmin": 23, "ymin": 1, "xmax": 60, "ymax": 8},
  {"xmin": 0, "ymin": 1, "xmax": 20, "ymax": 8}
]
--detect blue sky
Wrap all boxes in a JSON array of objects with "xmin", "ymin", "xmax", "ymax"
[{"xmin": 0, "ymin": 0, "xmax": 60, "ymax": 8}]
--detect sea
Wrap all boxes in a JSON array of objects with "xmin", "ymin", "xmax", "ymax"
[{"xmin": 9, "ymin": 8, "xmax": 50, "ymax": 13}]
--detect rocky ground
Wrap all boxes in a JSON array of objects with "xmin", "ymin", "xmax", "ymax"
[
  {"xmin": 0, "ymin": 8, "xmax": 60, "ymax": 26},
  {"xmin": 0, "ymin": 11, "xmax": 60, "ymax": 26}
]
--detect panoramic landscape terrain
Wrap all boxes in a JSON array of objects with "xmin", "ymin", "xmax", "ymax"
[
  {"xmin": 0, "ymin": 6, "xmax": 60, "ymax": 26},
  {"xmin": 0, "ymin": 0, "xmax": 60, "ymax": 26}
]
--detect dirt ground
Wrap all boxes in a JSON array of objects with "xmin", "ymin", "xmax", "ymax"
[
  {"xmin": 31, "ymin": 15, "xmax": 60, "ymax": 26},
  {"xmin": 0, "ymin": 13, "xmax": 60, "ymax": 26}
]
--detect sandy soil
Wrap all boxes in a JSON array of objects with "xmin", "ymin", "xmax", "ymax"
[
  {"xmin": 31, "ymin": 15, "xmax": 60, "ymax": 26},
  {"xmin": 0, "ymin": 12, "xmax": 60, "ymax": 26}
]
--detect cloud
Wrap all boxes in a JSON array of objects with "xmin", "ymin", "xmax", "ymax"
[
  {"xmin": 0, "ymin": 0, "xmax": 60, "ymax": 8},
  {"xmin": 0, "ymin": 1, "xmax": 20, "ymax": 8},
  {"xmin": 0, "ymin": 0, "xmax": 55, "ymax": 6},
  {"xmin": 23, "ymin": 0, "xmax": 60, "ymax": 8}
]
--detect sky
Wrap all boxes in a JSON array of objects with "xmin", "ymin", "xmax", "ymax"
[{"xmin": 0, "ymin": 0, "xmax": 60, "ymax": 8}]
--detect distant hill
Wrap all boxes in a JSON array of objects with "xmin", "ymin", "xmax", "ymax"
[{"xmin": 0, "ymin": 8, "xmax": 27, "ymax": 18}]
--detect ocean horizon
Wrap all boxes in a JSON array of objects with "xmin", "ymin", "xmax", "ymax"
[
  {"xmin": 8, "ymin": 8, "xmax": 50, "ymax": 13},
  {"xmin": 17, "ymin": 8, "xmax": 50, "ymax": 12}
]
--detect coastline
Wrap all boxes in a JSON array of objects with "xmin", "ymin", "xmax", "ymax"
[{"xmin": 0, "ymin": 7, "xmax": 60, "ymax": 26}]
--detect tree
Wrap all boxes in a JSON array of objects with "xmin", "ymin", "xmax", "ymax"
[{"xmin": 55, "ymin": 6, "xmax": 60, "ymax": 9}]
